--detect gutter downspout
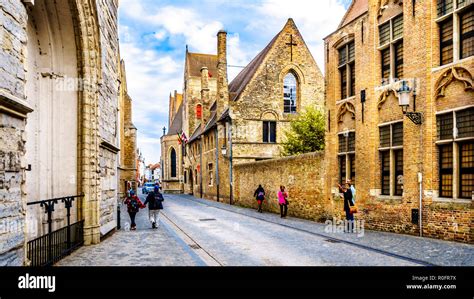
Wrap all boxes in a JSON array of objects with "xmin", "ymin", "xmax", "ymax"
[
  {"xmin": 199, "ymin": 137, "xmax": 203, "ymax": 198},
  {"xmin": 215, "ymin": 126, "xmax": 220, "ymax": 202},
  {"xmin": 228, "ymin": 119, "xmax": 233, "ymax": 205}
]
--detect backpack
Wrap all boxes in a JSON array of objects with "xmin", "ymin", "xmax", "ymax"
[
  {"xmin": 129, "ymin": 198, "xmax": 139, "ymax": 212},
  {"xmin": 257, "ymin": 191, "xmax": 265, "ymax": 200}
]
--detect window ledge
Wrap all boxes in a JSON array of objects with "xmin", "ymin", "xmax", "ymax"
[
  {"xmin": 336, "ymin": 96, "xmax": 356, "ymax": 105},
  {"xmin": 377, "ymin": 195, "xmax": 403, "ymax": 202},
  {"xmin": 432, "ymin": 197, "xmax": 472, "ymax": 204},
  {"xmin": 432, "ymin": 56, "xmax": 474, "ymax": 73}
]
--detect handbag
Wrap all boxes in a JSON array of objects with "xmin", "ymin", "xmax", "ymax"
[{"xmin": 349, "ymin": 205, "xmax": 358, "ymax": 214}]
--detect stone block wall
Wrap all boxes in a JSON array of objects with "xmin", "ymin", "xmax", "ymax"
[{"xmin": 234, "ymin": 152, "xmax": 330, "ymax": 221}]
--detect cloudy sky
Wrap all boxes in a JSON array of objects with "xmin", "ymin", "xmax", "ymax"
[{"xmin": 118, "ymin": 0, "xmax": 352, "ymax": 164}]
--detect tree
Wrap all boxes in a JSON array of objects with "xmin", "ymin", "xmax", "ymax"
[{"xmin": 282, "ymin": 106, "xmax": 326, "ymax": 156}]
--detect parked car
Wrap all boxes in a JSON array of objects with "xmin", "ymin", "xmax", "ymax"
[{"xmin": 142, "ymin": 182, "xmax": 155, "ymax": 194}]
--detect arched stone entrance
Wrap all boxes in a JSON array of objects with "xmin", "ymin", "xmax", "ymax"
[
  {"xmin": 24, "ymin": 0, "xmax": 104, "ymax": 246},
  {"xmin": 25, "ymin": 0, "xmax": 79, "ymax": 239}
]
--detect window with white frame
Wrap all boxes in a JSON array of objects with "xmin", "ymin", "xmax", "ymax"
[
  {"xmin": 437, "ymin": 0, "xmax": 474, "ymax": 66},
  {"xmin": 437, "ymin": 107, "xmax": 474, "ymax": 199},
  {"xmin": 338, "ymin": 131, "xmax": 356, "ymax": 185},
  {"xmin": 379, "ymin": 14, "xmax": 404, "ymax": 84},
  {"xmin": 379, "ymin": 122, "xmax": 404, "ymax": 196}
]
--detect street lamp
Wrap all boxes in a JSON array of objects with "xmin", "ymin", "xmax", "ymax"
[
  {"xmin": 397, "ymin": 80, "xmax": 410, "ymax": 114},
  {"xmin": 397, "ymin": 79, "xmax": 422, "ymax": 125},
  {"xmin": 221, "ymin": 145, "xmax": 227, "ymax": 156}
]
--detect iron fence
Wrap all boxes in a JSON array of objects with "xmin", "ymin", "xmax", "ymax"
[{"xmin": 26, "ymin": 195, "xmax": 84, "ymax": 266}]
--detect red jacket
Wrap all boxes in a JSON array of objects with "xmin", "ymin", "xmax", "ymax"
[{"xmin": 124, "ymin": 195, "xmax": 145, "ymax": 213}]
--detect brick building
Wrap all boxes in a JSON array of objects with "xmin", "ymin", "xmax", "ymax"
[
  {"xmin": 324, "ymin": 0, "xmax": 473, "ymax": 242},
  {"xmin": 0, "ymin": 0, "xmax": 125, "ymax": 265},
  {"xmin": 161, "ymin": 19, "xmax": 325, "ymax": 202}
]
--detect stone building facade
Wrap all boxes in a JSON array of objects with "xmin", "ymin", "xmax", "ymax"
[
  {"xmin": 0, "ymin": 0, "xmax": 124, "ymax": 265},
  {"xmin": 161, "ymin": 19, "xmax": 325, "ymax": 203},
  {"xmin": 324, "ymin": 0, "xmax": 473, "ymax": 243},
  {"xmin": 118, "ymin": 60, "xmax": 137, "ymax": 199}
]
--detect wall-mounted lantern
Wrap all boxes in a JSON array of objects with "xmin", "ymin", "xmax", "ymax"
[{"xmin": 397, "ymin": 79, "xmax": 422, "ymax": 125}]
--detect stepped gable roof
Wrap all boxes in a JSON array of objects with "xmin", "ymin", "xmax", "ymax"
[
  {"xmin": 186, "ymin": 52, "xmax": 218, "ymax": 78},
  {"xmin": 228, "ymin": 34, "xmax": 279, "ymax": 101},
  {"xmin": 338, "ymin": 0, "xmax": 368, "ymax": 29},
  {"xmin": 167, "ymin": 103, "xmax": 183, "ymax": 136}
]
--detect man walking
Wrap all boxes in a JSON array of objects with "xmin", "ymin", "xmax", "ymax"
[{"xmin": 144, "ymin": 186, "xmax": 164, "ymax": 229}]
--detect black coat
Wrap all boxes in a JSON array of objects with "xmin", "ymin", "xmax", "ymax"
[
  {"xmin": 342, "ymin": 189, "xmax": 354, "ymax": 211},
  {"xmin": 144, "ymin": 191, "xmax": 164, "ymax": 210}
]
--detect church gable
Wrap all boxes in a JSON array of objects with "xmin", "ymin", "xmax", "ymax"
[{"xmin": 231, "ymin": 18, "xmax": 324, "ymax": 120}]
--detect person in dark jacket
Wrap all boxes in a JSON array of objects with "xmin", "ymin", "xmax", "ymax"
[
  {"xmin": 123, "ymin": 190, "xmax": 144, "ymax": 230},
  {"xmin": 144, "ymin": 186, "xmax": 164, "ymax": 229},
  {"xmin": 253, "ymin": 185, "xmax": 266, "ymax": 213},
  {"xmin": 338, "ymin": 182, "xmax": 354, "ymax": 233}
]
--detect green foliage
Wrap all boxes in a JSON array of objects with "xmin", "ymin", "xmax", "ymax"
[{"xmin": 282, "ymin": 106, "xmax": 326, "ymax": 156}]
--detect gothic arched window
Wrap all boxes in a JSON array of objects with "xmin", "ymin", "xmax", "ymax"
[
  {"xmin": 283, "ymin": 73, "xmax": 297, "ymax": 114},
  {"xmin": 170, "ymin": 148, "xmax": 177, "ymax": 178}
]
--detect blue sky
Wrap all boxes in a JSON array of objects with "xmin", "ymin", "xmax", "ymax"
[{"xmin": 118, "ymin": 0, "xmax": 352, "ymax": 165}]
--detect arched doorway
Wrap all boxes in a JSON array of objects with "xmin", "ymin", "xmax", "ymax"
[{"xmin": 24, "ymin": 0, "xmax": 79, "ymax": 239}]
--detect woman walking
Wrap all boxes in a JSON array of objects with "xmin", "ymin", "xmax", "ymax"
[
  {"xmin": 278, "ymin": 185, "xmax": 289, "ymax": 218},
  {"xmin": 253, "ymin": 185, "xmax": 266, "ymax": 213}
]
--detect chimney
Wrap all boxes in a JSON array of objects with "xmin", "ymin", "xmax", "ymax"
[
  {"xmin": 201, "ymin": 67, "xmax": 210, "ymax": 125},
  {"xmin": 216, "ymin": 30, "xmax": 229, "ymax": 117}
]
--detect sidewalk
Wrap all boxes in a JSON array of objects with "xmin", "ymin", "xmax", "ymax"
[
  {"xmin": 178, "ymin": 195, "xmax": 474, "ymax": 266},
  {"xmin": 56, "ymin": 202, "xmax": 204, "ymax": 266}
]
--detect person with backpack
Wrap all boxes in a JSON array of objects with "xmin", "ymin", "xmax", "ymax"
[
  {"xmin": 278, "ymin": 185, "xmax": 289, "ymax": 218},
  {"xmin": 144, "ymin": 186, "xmax": 164, "ymax": 229},
  {"xmin": 253, "ymin": 185, "xmax": 266, "ymax": 213},
  {"xmin": 123, "ymin": 189, "xmax": 144, "ymax": 230}
]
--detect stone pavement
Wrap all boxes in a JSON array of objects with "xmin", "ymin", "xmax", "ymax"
[
  {"xmin": 177, "ymin": 194, "xmax": 473, "ymax": 266},
  {"xmin": 57, "ymin": 196, "xmax": 204, "ymax": 266}
]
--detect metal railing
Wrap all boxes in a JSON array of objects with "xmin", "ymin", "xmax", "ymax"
[{"xmin": 26, "ymin": 195, "xmax": 84, "ymax": 266}]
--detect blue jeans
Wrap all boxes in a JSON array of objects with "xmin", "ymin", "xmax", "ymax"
[{"xmin": 345, "ymin": 210, "xmax": 354, "ymax": 232}]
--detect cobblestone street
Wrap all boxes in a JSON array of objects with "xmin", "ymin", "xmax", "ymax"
[{"xmin": 58, "ymin": 194, "xmax": 474, "ymax": 266}]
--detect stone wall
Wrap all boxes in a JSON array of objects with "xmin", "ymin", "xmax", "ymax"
[
  {"xmin": 97, "ymin": 0, "xmax": 120, "ymax": 237},
  {"xmin": 0, "ymin": 0, "xmax": 122, "ymax": 265},
  {"xmin": 234, "ymin": 152, "xmax": 330, "ymax": 221},
  {"xmin": 0, "ymin": 0, "xmax": 29, "ymax": 266}
]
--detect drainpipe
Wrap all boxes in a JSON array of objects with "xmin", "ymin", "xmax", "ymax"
[
  {"xmin": 418, "ymin": 172, "xmax": 422, "ymax": 237},
  {"xmin": 418, "ymin": 121, "xmax": 423, "ymax": 237},
  {"xmin": 199, "ymin": 137, "xmax": 203, "ymax": 198},
  {"xmin": 228, "ymin": 119, "xmax": 233, "ymax": 205},
  {"xmin": 215, "ymin": 127, "xmax": 220, "ymax": 202}
]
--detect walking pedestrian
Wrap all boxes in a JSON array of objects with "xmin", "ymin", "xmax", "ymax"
[
  {"xmin": 144, "ymin": 186, "xmax": 164, "ymax": 229},
  {"xmin": 123, "ymin": 190, "xmax": 144, "ymax": 230},
  {"xmin": 278, "ymin": 185, "xmax": 289, "ymax": 218},
  {"xmin": 338, "ymin": 182, "xmax": 355, "ymax": 233},
  {"xmin": 253, "ymin": 185, "xmax": 266, "ymax": 213}
]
